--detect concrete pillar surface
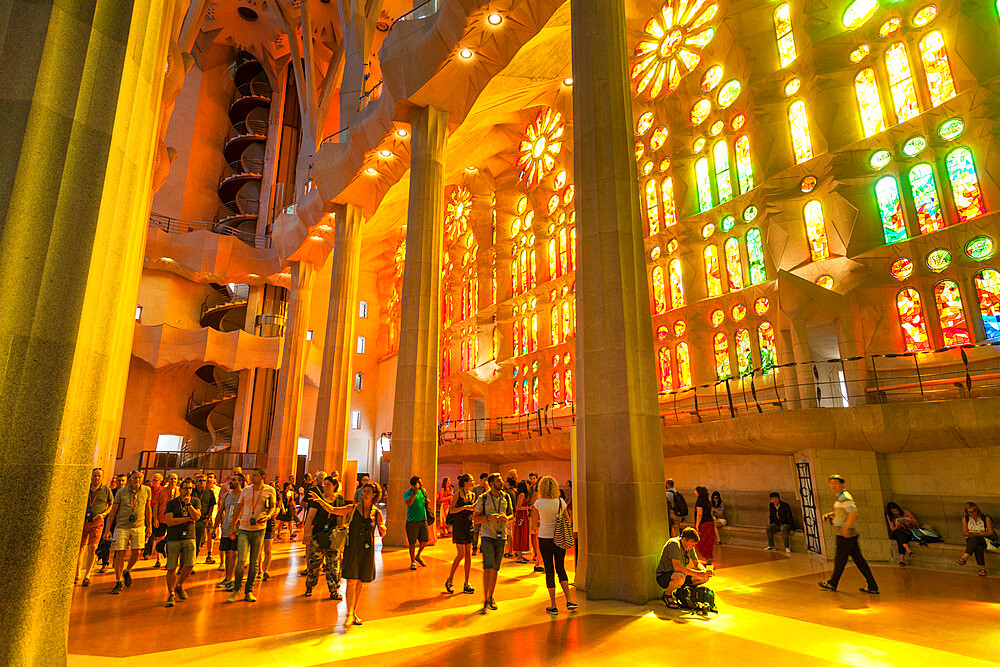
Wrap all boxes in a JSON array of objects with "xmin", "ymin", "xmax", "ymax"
[
  {"xmin": 570, "ymin": 0, "xmax": 669, "ymax": 604},
  {"xmin": 385, "ymin": 105, "xmax": 448, "ymax": 546}
]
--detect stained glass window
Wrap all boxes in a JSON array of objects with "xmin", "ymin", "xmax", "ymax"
[
  {"xmin": 876, "ymin": 176, "xmax": 908, "ymax": 243},
  {"xmin": 513, "ymin": 381, "xmax": 520, "ymax": 413},
  {"xmin": 551, "ymin": 304, "xmax": 560, "ymax": 345},
  {"xmin": 735, "ymin": 328, "xmax": 754, "ymax": 376},
  {"xmin": 788, "ymin": 100, "xmax": 813, "ymax": 164},
  {"xmin": 661, "ymin": 176, "xmax": 678, "ymax": 227},
  {"xmin": 908, "ymin": 164, "xmax": 945, "ymax": 234},
  {"xmin": 704, "ymin": 244, "xmax": 723, "ymax": 297},
  {"xmin": 724, "ymin": 237, "xmax": 744, "ymax": 291},
  {"xmin": 676, "ymin": 342, "xmax": 692, "ymax": 388},
  {"xmin": 652, "ymin": 266, "xmax": 667, "ymax": 314},
  {"xmin": 531, "ymin": 377, "xmax": 539, "ymax": 411},
  {"xmin": 696, "ymin": 157, "xmax": 714, "ymax": 212},
  {"xmin": 530, "ymin": 314, "xmax": 538, "ymax": 352},
  {"xmin": 658, "ymin": 346, "xmax": 673, "ymax": 391},
  {"xmin": 934, "ymin": 280, "xmax": 971, "ymax": 346},
  {"xmin": 735, "ymin": 135, "xmax": 754, "ymax": 194},
  {"xmin": 564, "ymin": 369, "xmax": 574, "ymax": 404},
  {"xmin": 548, "ymin": 239, "xmax": 557, "ymax": 279},
  {"xmin": 945, "ymin": 148, "xmax": 987, "ymax": 221},
  {"xmin": 758, "ymin": 322, "xmax": 777, "ymax": 374},
  {"xmin": 747, "ymin": 228, "xmax": 767, "ymax": 285},
  {"xmin": 669, "ymin": 258, "xmax": 685, "ymax": 309},
  {"xmin": 774, "ymin": 4, "xmax": 797, "ymax": 67},
  {"xmin": 975, "ymin": 269, "xmax": 1000, "ymax": 339},
  {"xmin": 714, "ymin": 140, "xmax": 733, "ymax": 203},
  {"xmin": 713, "ymin": 332, "xmax": 731, "ymax": 380},
  {"xmin": 804, "ymin": 200, "xmax": 831, "ymax": 262},
  {"xmin": 919, "ymin": 31, "xmax": 957, "ymax": 107},
  {"xmin": 886, "ymin": 42, "xmax": 920, "ymax": 123},
  {"xmin": 562, "ymin": 300, "xmax": 573, "ymax": 339},
  {"xmin": 644, "ymin": 179, "xmax": 660, "ymax": 235},
  {"xmin": 570, "ymin": 228, "xmax": 577, "ymax": 270},
  {"xmin": 896, "ymin": 288, "xmax": 931, "ymax": 351},
  {"xmin": 559, "ymin": 229, "xmax": 569, "ymax": 276},
  {"xmin": 522, "ymin": 379, "xmax": 530, "ymax": 413},
  {"xmin": 553, "ymin": 371, "xmax": 562, "ymax": 403},
  {"xmin": 855, "ymin": 68, "xmax": 885, "ymax": 137}
]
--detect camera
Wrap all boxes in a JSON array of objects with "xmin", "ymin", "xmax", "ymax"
[{"xmin": 249, "ymin": 517, "xmax": 257, "ymax": 526}]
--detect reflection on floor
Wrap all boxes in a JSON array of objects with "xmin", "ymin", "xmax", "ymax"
[{"xmin": 68, "ymin": 537, "xmax": 1000, "ymax": 665}]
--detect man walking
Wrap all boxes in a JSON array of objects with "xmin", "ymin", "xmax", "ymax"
[
  {"xmin": 471, "ymin": 473, "xmax": 489, "ymax": 556},
  {"xmin": 151, "ymin": 472, "xmax": 179, "ymax": 567},
  {"xmin": 227, "ymin": 467, "xmax": 277, "ymax": 602},
  {"xmin": 818, "ymin": 475, "xmax": 879, "ymax": 595},
  {"xmin": 105, "ymin": 470, "xmax": 152, "ymax": 594},
  {"xmin": 473, "ymin": 473, "xmax": 513, "ymax": 614},
  {"xmin": 766, "ymin": 492, "xmax": 796, "ymax": 554},
  {"xmin": 77, "ymin": 467, "xmax": 113, "ymax": 586},
  {"xmin": 192, "ymin": 474, "xmax": 216, "ymax": 560},
  {"xmin": 403, "ymin": 476, "xmax": 430, "ymax": 570},
  {"xmin": 163, "ymin": 478, "xmax": 201, "ymax": 607}
]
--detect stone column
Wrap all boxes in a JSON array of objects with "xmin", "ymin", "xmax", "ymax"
[
  {"xmin": 269, "ymin": 261, "xmax": 315, "ymax": 479},
  {"xmin": 0, "ymin": 0, "xmax": 176, "ymax": 663},
  {"xmin": 385, "ymin": 106, "xmax": 448, "ymax": 546},
  {"xmin": 791, "ymin": 320, "xmax": 817, "ymax": 408},
  {"xmin": 311, "ymin": 204, "xmax": 364, "ymax": 475},
  {"xmin": 570, "ymin": 0, "xmax": 669, "ymax": 603}
]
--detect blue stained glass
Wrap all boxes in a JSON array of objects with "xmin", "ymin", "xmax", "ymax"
[
  {"xmin": 876, "ymin": 176, "xmax": 908, "ymax": 244},
  {"xmin": 908, "ymin": 164, "xmax": 945, "ymax": 234}
]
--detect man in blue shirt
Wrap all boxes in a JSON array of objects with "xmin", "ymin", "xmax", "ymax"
[
  {"xmin": 403, "ymin": 476, "xmax": 429, "ymax": 570},
  {"xmin": 818, "ymin": 474, "xmax": 879, "ymax": 595}
]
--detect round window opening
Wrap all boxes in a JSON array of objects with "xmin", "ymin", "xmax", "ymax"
[{"xmin": 237, "ymin": 7, "xmax": 259, "ymax": 21}]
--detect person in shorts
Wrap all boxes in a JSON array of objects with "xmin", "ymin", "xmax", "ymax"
[
  {"xmin": 105, "ymin": 470, "xmax": 152, "ymax": 594},
  {"xmin": 215, "ymin": 474, "xmax": 244, "ymax": 590},
  {"xmin": 77, "ymin": 467, "xmax": 113, "ymax": 586},
  {"xmin": 191, "ymin": 474, "xmax": 216, "ymax": 558},
  {"xmin": 162, "ymin": 478, "xmax": 201, "ymax": 607},
  {"xmin": 473, "ymin": 473, "xmax": 514, "ymax": 614},
  {"xmin": 403, "ymin": 476, "xmax": 429, "ymax": 570},
  {"xmin": 656, "ymin": 527, "xmax": 713, "ymax": 603}
]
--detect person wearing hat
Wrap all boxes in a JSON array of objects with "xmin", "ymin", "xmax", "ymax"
[{"xmin": 818, "ymin": 474, "xmax": 879, "ymax": 595}]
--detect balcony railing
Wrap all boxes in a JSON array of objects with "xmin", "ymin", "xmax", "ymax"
[
  {"xmin": 226, "ymin": 120, "xmax": 269, "ymax": 142},
  {"xmin": 138, "ymin": 449, "xmax": 265, "ymax": 479},
  {"xmin": 218, "ymin": 157, "xmax": 264, "ymax": 186},
  {"xmin": 148, "ymin": 213, "xmax": 269, "ymax": 248},
  {"xmin": 232, "ymin": 80, "xmax": 272, "ymax": 102}
]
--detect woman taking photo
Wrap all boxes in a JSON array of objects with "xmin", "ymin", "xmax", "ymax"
[
  {"xmin": 445, "ymin": 474, "xmax": 476, "ymax": 594},
  {"xmin": 957, "ymin": 502, "xmax": 994, "ymax": 576},
  {"xmin": 342, "ymin": 483, "xmax": 386, "ymax": 626},
  {"xmin": 693, "ymin": 486, "xmax": 716, "ymax": 562},
  {"xmin": 438, "ymin": 477, "xmax": 453, "ymax": 538},
  {"xmin": 512, "ymin": 480, "xmax": 532, "ymax": 563},
  {"xmin": 531, "ymin": 476, "xmax": 577, "ymax": 615},
  {"xmin": 884, "ymin": 502, "xmax": 918, "ymax": 566}
]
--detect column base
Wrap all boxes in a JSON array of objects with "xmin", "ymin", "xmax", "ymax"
[{"xmin": 581, "ymin": 552, "xmax": 663, "ymax": 604}]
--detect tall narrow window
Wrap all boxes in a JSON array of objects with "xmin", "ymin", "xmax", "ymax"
[
  {"xmin": 548, "ymin": 239, "xmax": 558, "ymax": 279},
  {"xmin": 735, "ymin": 328, "xmax": 754, "ymax": 376},
  {"xmin": 747, "ymin": 228, "xmax": 767, "ymax": 285},
  {"xmin": 919, "ymin": 31, "xmax": 957, "ymax": 107},
  {"xmin": 531, "ymin": 376, "xmax": 539, "ymax": 411},
  {"xmin": 695, "ymin": 158, "xmax": 714, "ymax": 212},
  {"xmin": 522, "ymin": 380, "xmax": 530, "ymax": 414},
  {"xmin": 896, "ymin": 288, "xmax": 931, "ymax": 351},
  {"xmin": 513, "ymin": 382, "xmax": 520, "ymax": 414},
  {"xmin": 662, "ymin": 176, "xmax": 678, "ymax": 227},
  {"xmin": 644, "ymin": 179, "xmax": 660, "ymax": 235},
  {"xmin": 876, "ymin": 176, "xmax": 908, "ymax": 243},
  {"xmin": 530, "ymin": 314, "xmax": 538, "ymax": 352},
  {"xmin": 724, "ymin": 237, "xmax": 744, "ymax": 291},
  {"xmin": 773, "ymin": 4, "xmax": 797, "ymax": 68},
  {"xmin": 529, "ymin": 249, "xmax": 537, "ymax": 287},
  {"xmin": 714, "ymin": 140, "xmax": 733, "ymax": 203},
  {"xmin": 658, "ymin": 346, "xmax": 673, "ymax": 391},
  {"xmin": 908, "ymin": 163, "xmax": 945, "ymax": 234},
  {"xmin": 934, "ymin": 280, "xmax": 971, "ymax": 346},
  {"xmin": 562, "ymin": 300, "xmax": 573, "ymax": 339},
  {"xmin": 945, "ymin": 148, "xmax": 987, "ymax": 221},
  {"xmin": 668, "ymin": 259, "xmax": 686, "ymax": 309},
  {"xmin": 886, "ymin": 42, "xmax": 920, "ymax": 122},
  {"xmin": 513, "ymin": 323, "xmax": 520, "ymax": 357},
  {"xmin": 974, "ymin": 269, "xmax": 1000, "ymax": 339},
  {"xmin": 788, "ymin": 100, "xmax": 813, "ymax": 163},
  {"xmin": 359, "ymin": 301, "xmax": 368, "ymax": 318},
  {"xmin": 713, "ymin": 332, "xmax": 731, "ymax": 380},
  {"xmin": 652, "ymin": 266, "xmax": 667, "ymax": 314},
  {"xmin": 559, "ymin": 228, "xmax": 569, "ymax": 275},
  {"xmin": 570, "ymin": 228, "xmax": 577, "ymax": 270},
  {"xmin": 804, "ymin": 200, "xmax": 831, "ymax": 261},
  {"xmin": 564, "ymin": 369, "xmax": 574, "ymax": 404},
  {"xmin": 704, "ymin": 244, "xmax": 723, "ymax": 297},
  {"xmin": 551, "ymin": 304, "xmax": 560, "ymax": 345},
  {"xmin": 734, "ymin": 135, "xmax": 754, "ymax": 194},
  {"xmin": 519, "ymin": 249, "xmax": 527, "ymax": 293},
  {"xmin": 758, "ymin": 322, "xmax": 777, "ymax": 374},
  {"xmin": 356, "ymin": 336, "xmax": 366, "ymax": 353},
  {"xmin": 855, "ymin": 68, "xmax": 886, "ymax": 137},
  {"xmin": 676, "ymin": 342, "xmax": 692, "ymax": 388},
  {"xmin": 553, "ymin": 371, "xmax": 562, "ymax": 403}
]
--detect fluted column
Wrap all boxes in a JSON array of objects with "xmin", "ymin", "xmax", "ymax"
[
  {"xmin": 269, "ymin": 261, "xmax": 316, "ymax": 479},
  {"xmin": 0, "ymin": 0, "xmax": 177, "ymax": 662},
  {"xmin": 385, "ymin": 105, "xmax": 448, "ymax": 546},
  {"xmin": 311, "ymin": 204, "xmax": 364, "ymax": 475},
  {"xmin": 571, "ymin": 0, "xmax": 669, "ymax": 603}
]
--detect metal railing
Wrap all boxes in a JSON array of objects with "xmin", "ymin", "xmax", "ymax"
[
  {"xmin": 255, "ymin": 313, "xmax": 287, "ymax": 338},
  {"xmin": 201, "ymin": 284, "xmax": 249, "ymax": 320},
  {"xmin": 359, "ymin": 80, "xmax": 382, "ymax": 111},
  {"xmin": 232, "ymin": 80, "xmax": 272, "ymax": 102},
  {"xmin": 218, "ymin": 157, "xmax": 264, "ymax": 186},
  {"xmin": 439, "ymin": 405, "xmax": 576, "ymax": 444},
  {"xmin": 138, "ymin": 449, "xmax": 265, "ymax": 479},
  {"xmin": 216, "ymin": 198, "xmax": 259, "ymax": 224},
  {"xmin": 182, "ymin": 426, "xmax": 234, "ymax": 453},
  {"xmin": 148, "ymin": 213, "xmax": 269, "ymax": 249},
  {"xmin": 187, "ymin": 376, "xmax": 239, "ymax": 414},
  {"xmin": 226, "ymin": 120, "xmax": 268, "ymax": 142}
]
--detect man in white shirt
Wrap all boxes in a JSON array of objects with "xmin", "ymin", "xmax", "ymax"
[
  {"xmin": 818, "ymin": 474, "xmax": 879, "ymax": 595},
  {"xmin": 226, "ymin": 467, "xmax": 278, "ymax": 603}
]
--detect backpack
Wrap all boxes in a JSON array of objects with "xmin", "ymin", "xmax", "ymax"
[
  {"xmin": 673, "ymin": 491, "xmax": 689, "ymax": 517},
  {"xmin": 671, "ymin": 584, "xmax": 717, "ymax": 614}
]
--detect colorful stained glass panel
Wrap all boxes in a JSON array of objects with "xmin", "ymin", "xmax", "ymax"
[
  {"xmin": 975, "ymin": 269, "xmax": 1000, "ymax": 339},
  {"xmin": 855, "ymin": 68, "xmax": 885, "ymax": 137},
  {"xmin": 896, "ymin": 288, "xmax": 931, "ymax": 351},
  {"xmin": 704, "ymin": 245, "xmax": 723, "ymax": 297},
  {"xmin": 908, "ymin": 163, "xmax": 945, "ymax": 234},
  {"xmin": 758, "ymin": 322, "xmax": 777, "ymax": 374},
  {"xmin": 747, "ymin": 228, "xmax": 767, "ymax": 285},
  {"xmin": 669, "ymin": 258, "xmax": 685, "ymax": 309},
  {"xmin": 804, "ymin": 200, "xmax": 831, "ymax": 261},
  {"xmin": 945, "ymin": 148, "xmax": 987, "ymax": 221},
  {"xmin": 788, "ymin": 100, "xmax": 813, "ymax": 163},
  {"xmin": 735, "ymin": 328, "xmax": 753, "ymax": 376},
  {"xmin": 735, "ymin": 135, "xmax": 754, "ymax": 194},
  {"xmin": 725, "ymin": 237, "xmax": 744, "ymax": 291},
  {"xmin": 920, "ymin": 31, "xmax": 957, "ymax": 107},
  {"xmin": 934, "ymin": 280, "xmax": 971, "ymax": 346},
  {"xmin": 876, "ymin": 176, "xmax": 907, "ymax": 244}
]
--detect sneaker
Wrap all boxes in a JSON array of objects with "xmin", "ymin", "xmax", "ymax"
[
  {"xmin": 533, "ymin": 566, "xmax": 545, "ymax": 573},
  {"xmin": 244, "ymin": 592, "xmax": 257, "ymax": 603},
  {"xmin": 224, "ymin": 582, "xmax": 235, "ymax": 592},
  {"xmin": 165, "ymin": 593, "xmax": 175, "ymax": 608},
  {"xmin": 764, "ymin": 546, "xmax": 775, "ymax": 551},
  {"xmin": 174, "ymin": 585, "xmax": 188, "ymax": 600},
  {"xmin": 487, "ymin": 598, "xmax": 498, "ymax": 611},
  {"xmin": 262, "ymin": 572, "xmax": 270, "ymax": 581},
  {"xmin": 415, "ymin": 556, "xmax": 426, "ymax": 567},
  {"xmin": 205, "ymin": 556, "xmax": 216, "ymax": 564},
  {"xmin": 410, "ymin": 561, "xmax": 417, "ymax": 570},
  {"xmin": 898, "ymin": 561, "xmax": 906, "ymax": 567},
  {"xmin": 567, "ymin": 602, "xmax": 579, "ymax": 611},
  {"xmin": 226, "ymin": 590, "xmax": 239, "ymax": 603},
  {"xmin": 81, "ymin": 578, "xmax": 90, "ymax": 587},
  {"xmin": 546, "ymin": 606, "xmax": 559, "ymax": 615},
  {"xmin": 111, "ymin": 582, "xmax": 123, "ymax": 595},
  {"xmin": 859, "ymin": 587, "xmax": 879, "ymax": 595},
  {"xmin": 330, "ymin": 591, "xmax": 342, "ymax": 600},
  {"xmin": 785, "ymin": 548, "xmax": 792, "ymax": 554},
  {"xmin": 818, "ymin": 581, "xmax": 837, "ymax": 591},
  {"xmin": 445, "ymin": 580, "xmax": 454, "ymax": 594},
  {"xmin": 122, "ymin": 570, "xmax": 133, "ymax": 587},
  {"xmin": 215, "ymin": 579, "xmax": 230, "ymax": 588},
  {"xmin": 463, "ymin": 584, "xmax": 475, "ymax": 594}
]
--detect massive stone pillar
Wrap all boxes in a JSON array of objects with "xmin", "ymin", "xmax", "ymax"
[
  {"xmin": 0, "ymin": 0, "xmax": 177, "ymax": 663},
  {"xmin": 385, "ymin": 106, "xmax": 448, "ymax": 546},
  {"xmin": 269, "ymin": 261, "xmax": 316, "ymax": 479},
  {"xmin": 570, "ymin": 0, "xmax": 669, "ymax": 603},
  {"xmin": 311, "ymin": 204, "xmax": 364, "ymax": 475}
]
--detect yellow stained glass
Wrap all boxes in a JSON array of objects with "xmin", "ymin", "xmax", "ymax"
[
  {"xmin": 516, "ymin": 107, "xmax": 565, "ymax": 189},
  {"xmin": 788, "ymin": 100, "xmax": 813, "ymax": 163},
  {"xmin": 886, "ymin": 42, "xmax": 920, "ymax": 123},
  {"xmin": 704, "ymin": 244, "xmax": 723, "ymax": 297},
  {"xmin": 662, "ymin": 176, "xmax": 678, "ymax": 227},
  {"xmin": 691, "ymin": 99, "xmax": 712, "ymax": 125},
  {"xmin": 669, "ymin": 258, "xmax": 685, "ymax": 309},
  {"xmin": 919, "ymin": 31, "xmax": 957, "ymax": 107},
  {"xmin": 855, "ymin": 68, "xmax": 885, "ymax": 137},
  {"xmin": 644, "ymin": 179, "xmax": 661, "ymax": 235},
  {"xmin": 725, "ymin": 237, "xmax": 744, "ymax": 291},
  {"xmin": 676, "ymin": 342, "xmax": 692, "ymax": 388},
  {"xmin": 713, "ymin": 332, "xmax": 731, "ymax": 380},
  {"xmin": 804, "ymin": 200, "xmax": 831, "ymax": 262},
  {"xmin": 774, "ymin": 4, "xmax": 797, "ymax": 68},
  {"xmin": 631, "ymin": 0, "xmax": 718, "ymax": 98},
  {"xmin": 652, "ymin": 266, "xmax": 667, "ymax": 314}
]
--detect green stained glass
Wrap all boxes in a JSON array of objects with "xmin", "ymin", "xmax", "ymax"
[
  {"xmin": 735, "ymin": 328, "xmax": 754, "ymax": 376},
  {"xmin": 870, "ymin": 150, "xmax": 892, "ymax": 171},
  {"xmin": 696, "ymin": 157, "xmax": 714, "ymax": 212},
  {"xmin": 902, "ymin": 136, "xmax": 927, "ymax": 157},
  {"xmin": 965, "ymin": 236, "xmax": 995, "ymax": 261},
  {"xmin": 713, "ymin": 332, "xmax": 731, "ymax": 380},
  {"xmin": 714, "ymin": 140, "xmax": 733, "ymax": 203},
  {"xmin": 717, "ymin": 80, "xmax": 742, "ymax": 108},
  {"xmin": 938, "ymin": 118, "xmax": 965, "ymax": 141},
  {"xmin": 743, "ymin": 205, "xmax": 758, "ymax": 222},
  {"xmin": 758, "ymin": 322, "xmax": 777, "ymax": 375},
  {"xmin": 747, "ymin": 228, "xmax": 767, "ymax": 285},
  {"xmin": 735, "ymin": 135, "xmax": 754, "ymax": 194},
  {"xmin": 843, "ymin": 0, "xmax": 878, "ymax": 28},
  {"xmin": 926, "ymin": 247, "xmax": 952, "ymax": 272},
  {"xmin": 946, "ymin": 147, "xmax": 987, "ymax": 221},
  {"xmin": 721, "ymin": 215, "xmax": 736, "ymax": 232},
  {"xmin": 908, "ymin": 164, "xmax": 945, "ymax": 235},
  {"xmin": 876, "ymin": 176, "xmax": 907, "ymax": 244}
]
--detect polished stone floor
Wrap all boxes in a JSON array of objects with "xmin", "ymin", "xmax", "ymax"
[{"xmin": 68, "ymin": 536, "xmax": 1000, "ymax": 665}]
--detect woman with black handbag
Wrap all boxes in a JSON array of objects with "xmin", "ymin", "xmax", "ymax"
[
  {"xmin": 444, "ymin": 474, "xmax": 477, "ymax": 595},
  {"xmin": 531, "ymin": 476, "xmax": 578, "ymax": 615},
  {"xmin": 303, "ymin": 477, "xmax": 353, "ymax": 599},
  {"xmin": 342, "ymin": 483, "xmax": 387, "ymax": 626}
]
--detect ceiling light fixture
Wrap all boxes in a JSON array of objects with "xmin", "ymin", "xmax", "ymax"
[
  {"xmin": 465, "ymin": 166, "xmax": 478, "ymax": 172},
  {"xmin": 487, "ymin": 12, "xmax": 503, "ymax": 25},
  {"xmin": 563, "ymin": 77, "xmax": 574, "ymax": 86},
  {"xmin": 378, "ymin": 149, "xmax": 393, "ymax": 158},
  {"xmin": 396, "ymin": 128, "xmax": 409, "ymax": 138},
  {"xmin": 309, "ymin": 235, "xmax": 323, "ymax": 241},
  {"xmin": 365, "ymin": 167, "xmax": 378, "ymax": 175},
  {"xmin": 459, "ymin": 48, "xmax": 474, "ymax": 59}
]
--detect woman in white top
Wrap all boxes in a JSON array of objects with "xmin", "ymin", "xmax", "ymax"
[
  {"xmin": 958, "ymin": 501, "xmax": 994, "ymax": 576},
  {"xmin": 531, "ymin": 476, "xmax": 578, "ymax": 615}
]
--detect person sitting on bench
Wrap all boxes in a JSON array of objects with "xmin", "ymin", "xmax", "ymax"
[
  {"xmin": 656, "ymin": 527, "xmax": 713, "ymax": 600},
  {"xmin": 766, "ymin": 492, "xmax": 795, "ymax": 553}
]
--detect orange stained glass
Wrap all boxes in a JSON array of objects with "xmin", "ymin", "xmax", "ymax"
[
  {"xmin": 975, "ymin": 269, "xmax": 1000, "ymax": 339},
  {"xmin": 551, "ymin": 304, "xmax": 561, "ymax": 344},
  {"xmin": 530, "ymin": 314, "xmax": 538, "ymax": 352},
  {"xmin": 668, "ymin": 258, "xmax": 685, "ymax": 309},
  {"xmin": 896, "ymin": 287, "xmax": 931, "ymax": 351},
  {"xmin": 517, "ymin": 107, "xmax": 565, "ymax": 188},
  {"xmin": 564, "ymin": 369, "xmax": 574, "ymax": 404},
  {"xmin": 531, "ymin": 376, "xmax": 539, "ymax": 411},
  {"xmin": 788, "ymin": 100, "xmax": 813, "ymax": 164},
  {"xmin": 724, "ymin": 237, "xmax": 744, "ymax": 290},
  {"xmin": 658, "ymin": 346, "xmax": 673, "ymax": 391},
  {"xmin": 645, "ymin": 179, "xmax": 661, "ymax": 234},
  {"xmin": 735, "ymin": 135, "xmax": 753, "ymax": 194},
  {"xmin": 713, "ymin": 331, "xmax": 732, "ymax": 380},
  {"xmin": 492, "ymin": 327, "xmax": 498, "ymax": 360},
  {"xmin": 676, "ymin": 342, "xmax": 692, "ymax": 388},
  {"xmin": 758, "ymin": 321, "xmax": 777, "ymax": 374},
  {"xmin": 548, "ymin": 239, "xmax": 558, "ymax": 279},
  {"xmin": 522, "ymin": 379, "xmax": 530, "ymax": 413},
  {"xmin": 652, "ymin": 266, "xmax": 667, "ymax": 314},
  {"xmin": 513, "ymin": 323, "xmax": 520, "ymax": 358},
  {"xmin": 934, "ymin": 280, "xmax": 971, "ymax": 346},
  {"xmin": 735, "ymin": 327, "xmax": 754, "ymax": 376},
  {"xmin": 661, "ymin": 176, "xmax": 678, "ymax": 227},
  {"xmin": 919, "ymin": 31, "xmax": 957, "ymax": 107},
  {"xmin": 562, "ymin": 300, "xmax": 573, "ymax": 339},
  {"xmin": 553, "ymin": 371, "xmax": 562, "ymax": 403},
  {"xmin": 945, "ymin": 147, "xmax": 987, "ymax": 222},
  {"xmin": 558, "ymin": 228, "xmax": 569, "ymax": 276},
  {"xmin": 886, "ymin": 42, "xmax": 920, "ymax": 122},
  {"xmin": 704, "ymin": 244, "xmax": 723, "ymax": 297},
  {"xmin": 570, "ymin": 228, "xmax": 577, "ymax": 271},
  {"xmin": 855, "ymin": 68, "xmax": 886, "ymax": 137},
  {"xmin": 774, "ymin": 4, "xmax": 797, "ymax": 68},
  {"xmin": 529, "ymin": 249, "xmax": 537, "ymax": 287},
  {"xmin": 631, "ymin": 0, "xmax": 719, "ymax": 98},
  {"xmin": 804, "ymin": 200, "xmax": 831, "ymax": 261},
  {"xmin": 519, "ymin": 249, "xmax": 527, "ymax": 293}
]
